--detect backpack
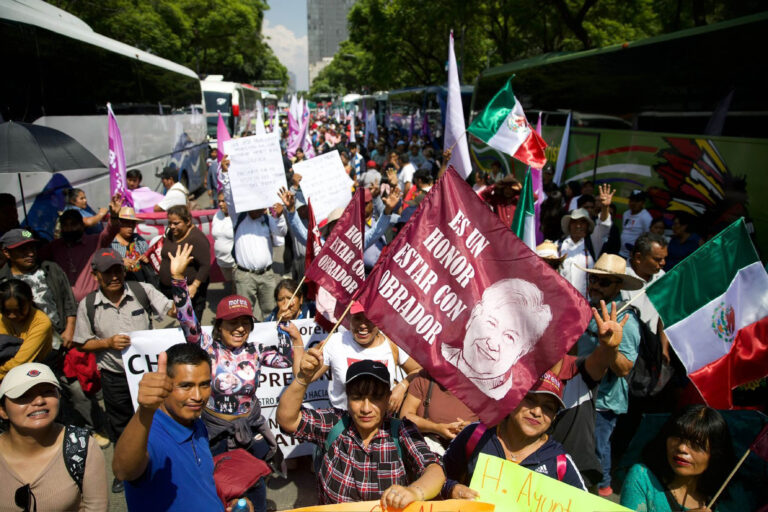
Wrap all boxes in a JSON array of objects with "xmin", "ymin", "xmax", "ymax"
[
  {"xmin": 313, "ymin": 415, "xmax": 403, "ymax": 474},
  {"xmin": 463, "ymin": 423, "xmax": 567, "ymax": 481},
  {"xmin": 84, "ymin": 281, "xmax": 155, "ymax": 332},
  {"xmin": 63, "ymin": 425, "xmax": 89, "ymax": 492},
  {"xmin": 618, "ymin": 303, "xmax": 672, "ymax": 397}
]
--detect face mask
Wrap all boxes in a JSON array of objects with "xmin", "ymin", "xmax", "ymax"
[{"xmin": 61, "ymin": 230, "xmax": 82, "ymax": 243}]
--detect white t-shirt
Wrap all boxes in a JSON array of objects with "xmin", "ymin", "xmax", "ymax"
[
  {"xmin": 398, "ymin": 163, "xmax": 416, "ymax": 191},
  {"xmin": 211, "ymin": 210, "xmax": 234, "ymax": 268},
  {"xmin": 157, "ymin": 182, "xmax": 188, "ymax": 211},
  {"xmin": 619, "ymin": 209, "xmax": 653, "ymax": 257},
  {"xmin": 322, "ymin": 331, "xmax": 410, "ymax": 410}
]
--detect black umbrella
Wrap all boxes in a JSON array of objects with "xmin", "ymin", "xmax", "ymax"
[
  {"xmin": 0, "ymin": 120, "xmax": 105, "ymax": 173},
  {"xmin": 0, "ymin": 120, "xmax": 105, "ymax": 216}
]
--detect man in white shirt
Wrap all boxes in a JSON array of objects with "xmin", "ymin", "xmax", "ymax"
[
  {"xmin": 619, "ymin": 190, "xmax": 653, "ymax": 258},
  {"xmin": 397, "ymin": 153, "xmax": 416, "ymax": 194},
  {"xmin": 211, "ymin": 191, "xmax": 235, "ymax": 294},
  {"xmin": 153, "ymin": 167, "xmax": 188, "ymax": 212},
  {"xmin": 219, "ymin": 158, "xmax": 288, "ymax": 321}
]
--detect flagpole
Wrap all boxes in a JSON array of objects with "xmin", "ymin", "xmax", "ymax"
[
  {"xmin": 447, "ymin": 127, "xmax": 470, "ymax": 154},
  {"xmin": 616, "ymin": 288, "xmax": 647, "ymax": 315},
  {"xmin": 276, "ymin": 275, "xmax": 307, "ymax": 324},
  {"xmin": 708, "ymin": 448, "xmax": 751, "ymax": 508},
  {"xmin": 319, "ymin": 300, "xmax": 355, "ymax": 351}
]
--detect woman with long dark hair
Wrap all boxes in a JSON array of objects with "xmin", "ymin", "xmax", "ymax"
[
  {"xmin": 621, "ymin": 405, "xmax": 734, "ymax": 511},
  {"xmin": 0, "ymin": 279, "xmax": 53, "ymax": 380}
]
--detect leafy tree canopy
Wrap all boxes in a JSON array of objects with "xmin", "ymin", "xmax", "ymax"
[{"xmin": 50, "ymin": 0, "xmax": 288, "ymax": 91}]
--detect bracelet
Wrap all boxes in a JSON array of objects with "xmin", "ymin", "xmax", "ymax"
[{"xmin": 409, "ymin": 485, "xmax": 425, "ymax": 501}]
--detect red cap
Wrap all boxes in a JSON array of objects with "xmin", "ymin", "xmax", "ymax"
[
  {"xmin": 366, "ymin": 160, "xmax": 377, "ymax": 169},
  {"xmin": 216, "ymin": 295, "xmax": 253, "ymax": 320},
  {"xmin": 528, "ymin": 370, "xmax": 565, "ymax": 410},
  {"xmin": 349, "ymin": 301, "xmax": 365, "ymax": 315}
]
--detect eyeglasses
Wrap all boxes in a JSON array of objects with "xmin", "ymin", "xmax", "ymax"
[
  {"xmin": 15, "ymin": 484, "xmax": 36, "ymax": 512},
  {"xmin": 588, "ymin": 275, "xmax": 622, "ymax": 287}
]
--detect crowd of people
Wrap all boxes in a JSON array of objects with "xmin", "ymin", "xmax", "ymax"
[{"xmin": 0, "ymin": 112, "xmax": 761, "ymax": 512}]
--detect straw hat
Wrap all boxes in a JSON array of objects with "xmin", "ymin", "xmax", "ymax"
[
  {"xmin": 536, "ymin": 240, "xmax": 566, "ymax": 265},
  {"xmin": 576, "ymin": 253, "xmax": 644, "ymax": 291},
  {"xmin": 561, "ymin": 208, "xmax": 595, "ymax": 236},
  {"xmin": 118, "ymin": 207, "xmax": 143, "ymax": 222}
]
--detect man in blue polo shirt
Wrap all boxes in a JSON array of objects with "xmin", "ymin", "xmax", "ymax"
[{"xmin": 112, "ymin": 343, "xmax": 237, "ymax": 511}]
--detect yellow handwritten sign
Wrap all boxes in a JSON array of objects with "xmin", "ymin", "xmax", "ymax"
[
  {"xmin": 285, "ymin": 499, "xmax": 495, "ymax": 512},
  {"xmin": 469, "ymin": 454, "xmax": 631, "ymax": 512}
]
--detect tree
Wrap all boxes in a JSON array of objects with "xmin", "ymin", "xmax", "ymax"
[{"xmin": 50, "ymin": 0, "xmax": 288, "ymax": 88}]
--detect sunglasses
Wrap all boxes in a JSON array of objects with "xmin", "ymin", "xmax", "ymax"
[
  {"xmin": 15, "ymin": 484, "xmax": 36, "ymax": 511},
  {"xmin": 588, "ymin": 275, "xmax": 622, "ymax": 287}
]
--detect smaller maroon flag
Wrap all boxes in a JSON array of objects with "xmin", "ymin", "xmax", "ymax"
[
  {"xmin": 356, "ymin": 166, "xmax": 591, "ymax": 425},
  {"xmin": 305, "ymin": 188, "xmax": 366, "ymax": 329},
  {"xmin": 751, "ymin": 423, "xmax": 768, "ymax": 461}
]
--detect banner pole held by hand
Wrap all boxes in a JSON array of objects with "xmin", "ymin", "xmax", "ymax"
[
  {"xmin": 616, "ymin": 288, "xmax": 647, "ymax": 315},
  {"xmin": 708, "ymin": 447, "xmax": 750, "ymax": 509},
  {"xmin": 277, "ymin": 275, "xmax": 306, "ymax": 324},
  {"xmin": 320, "ymin": 300, "xmax": 355, "ymax": 352}
]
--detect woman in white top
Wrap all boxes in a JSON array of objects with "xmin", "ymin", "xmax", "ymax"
[
  {"xmin": 298, "ymin": 301, "xmax": 422, "ymax": 413},
  {"xmin": 559, "ymin": 184, "xmax": 615, "ymax": 297},
  {"xmin": 211, "ymin": 191, "xmax": 235, "ymax": 293}
]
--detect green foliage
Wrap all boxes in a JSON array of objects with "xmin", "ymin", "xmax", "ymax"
[
  {"xmin": 312, "ymin": 0, "xmax": 766, "ymax": 93},
  {"xmin": 49, "ymin": 0, "xmax": 288, "ymax": 89}
]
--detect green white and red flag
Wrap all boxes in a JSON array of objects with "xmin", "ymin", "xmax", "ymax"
[
  {"xmin": 646, "ymin": 219, "xmax": 768, "ymax": 408},
  {"xmin": 510, "ymin": 168, "xmax": 536, "ymax": 249},
  {"xmin": 468, "ymin": 78, "xmax": 547, "ymax": 169}
]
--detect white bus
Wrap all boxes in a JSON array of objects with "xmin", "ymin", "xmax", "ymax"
[
  {"xmin": 201, "ymin": 76, "xmax": 262, "ymax": 139},
  {"xmin": 0, "ymin": 0, "xmax": 208, "ymax": 219}
]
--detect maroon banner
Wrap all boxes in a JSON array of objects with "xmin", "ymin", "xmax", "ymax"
[
  {"xmin": 304, "ymin": 188, "xmax": 365, "ymax": 306},
  {"xmin": 304, "ymin": 199, "xmax": 322, "ymax": 301},
  {"xmin": 356, "ymin": 167, "xmax": 591, "ymax": 425}
]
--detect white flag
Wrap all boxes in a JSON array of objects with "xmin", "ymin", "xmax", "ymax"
[{"xmin": 443, "ymin": 31, "xmax": 472, "ymax": 179}]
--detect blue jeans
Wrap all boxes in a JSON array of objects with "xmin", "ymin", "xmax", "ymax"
[{"xmin": 595, "ymin": 410, "xmax": 618, "ymax": 489}]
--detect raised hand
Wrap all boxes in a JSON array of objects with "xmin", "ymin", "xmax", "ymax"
[
  {"xmin": 137, "ymin": 351, "xmax": 173, "ymax": 411},
  {"xmin": 297, "ymin": 342, "xmax": 324, "ymax": 384},
  {"xmin": 592, "ymin": 300, "xmax": 628, "ymax": 349},
  {"xmin": 598, "ymin": 183, "xmax": 615, "ymax": 208},
  {"xmin": 277, "ymin": 186, "xmax": 296, "ymax": 212},
  {"xmin": 169, "ymin": 243, "xmax": 194, "ymax": 280},
  {"xmin": 383, "ymin": 186, "xmax": 402, "ymax": 215}
]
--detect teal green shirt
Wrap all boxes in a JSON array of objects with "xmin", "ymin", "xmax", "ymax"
[
  {"xmin": 576, "ymin": 299, "xmax": 640, "ymax": 414},
  {"xmin": 620, "ymin": 463, "xmax": 691, "ymax": 511}
]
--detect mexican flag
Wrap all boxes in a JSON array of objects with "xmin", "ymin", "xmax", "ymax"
[
  {"xmin": 468, "ymin": 78, "xmax": 547, "ymax": 169},
  {"xmin": 646, "ymin": 219, "xmax": 768, "ymax": 408},
  {"xmin": 510, "ymin": 168, "xmax": 536, "ymax": 249}
]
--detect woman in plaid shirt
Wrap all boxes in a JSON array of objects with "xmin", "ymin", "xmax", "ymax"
[{"xmin": 278, "ymin": 354, "xmax": 445, "ymax": 507}]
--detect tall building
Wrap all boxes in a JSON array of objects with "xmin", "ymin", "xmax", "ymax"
[{"xmin": 307, "ymin": 0, "xmax": 355, "ymax": 84}]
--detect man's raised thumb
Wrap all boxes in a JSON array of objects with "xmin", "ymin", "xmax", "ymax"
[{"xmin": 157, "ymin": 351, "xmax": 167, "ymax": 375}]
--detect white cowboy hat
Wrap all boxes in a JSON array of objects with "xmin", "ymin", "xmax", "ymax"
[
  {"xmin": 561, "ymin": 208, "xmax": 595, "ymax": 236},
  {"xmin": 576, "ymin": 253, "xmax": 645, "ymax": 291}
]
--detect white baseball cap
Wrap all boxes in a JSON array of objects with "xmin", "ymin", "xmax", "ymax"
[{"xmin": 0, "ymin": 363, "xmax": 60, "ymax": 400}]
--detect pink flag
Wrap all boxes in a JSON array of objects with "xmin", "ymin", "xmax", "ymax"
[
  {"xmin": 355, "ymin": 166, "xmax": 591, "ymax": 425},
  {"xmin": 107, "ymin": 103, "xmax": 132, "ymax": 206},
  {"xmin": 444, "ymin": 31, "xmax": 472, "ymax": 179},
  {"xmin": 216, "ymin": 111, "xmax": 231, "ymax": 163}
]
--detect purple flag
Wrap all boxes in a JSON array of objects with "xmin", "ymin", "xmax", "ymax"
[
  {"xmin": 408, "ymin": 109, "xmax": 416, "ymax": 139},
  {"xmin": 107, "ymin": 103, "xmax": 132, "ymax": 206},
  {"xmin": 532, "ymin": 112, "xmax": 544, "ymax": 244},
  {"xmin": 421, "ymin": 109, "xmax": 430, "ymax": 141}
]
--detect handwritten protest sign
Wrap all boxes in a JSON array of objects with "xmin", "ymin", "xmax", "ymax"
[
  {"xmin": 294, "ymin": 150, "xmax": 354, "ymax": 222},
  {"xmin": 223, "ymin": 134, "xmax": 287, "ymax": 212},
  {"xmin": 121, "ymin": 319, "xmax": 331, "ymax": 458},
  {"xmin": 285, "ymin": 500, "xmax": 494, "ymax": 512},
  {"xmin": 469, "ymin": 453, "xmax": 630, "ymax": 512}
]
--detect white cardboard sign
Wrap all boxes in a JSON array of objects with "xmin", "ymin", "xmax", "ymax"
[
  {"xmin": 293, "ymin": 150, "xmax": 353, "ymax": 222},
  {"xmin": 223, "ymin": 134, "xmax": 287, "ymax": 212}
]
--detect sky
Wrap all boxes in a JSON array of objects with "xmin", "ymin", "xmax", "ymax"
[{"xmin": 263, "ymin": 0, "xmax": 308, "ymax": 91}]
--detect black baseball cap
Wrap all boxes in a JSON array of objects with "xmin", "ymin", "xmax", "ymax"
[
  {"xmin": 0, "ymin": 229, "xmax": 37, "ymax": 249},
  {"xmin": 91, "ymin": 248, "xmax": 123, "ymax": 272},
  {"xmin": 629, "ymin": 189, "xmax": 647, "ymax": 201},
  {"xmin": 345, "ymin": 360, "xmax": 390, "ymax": 386}
]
